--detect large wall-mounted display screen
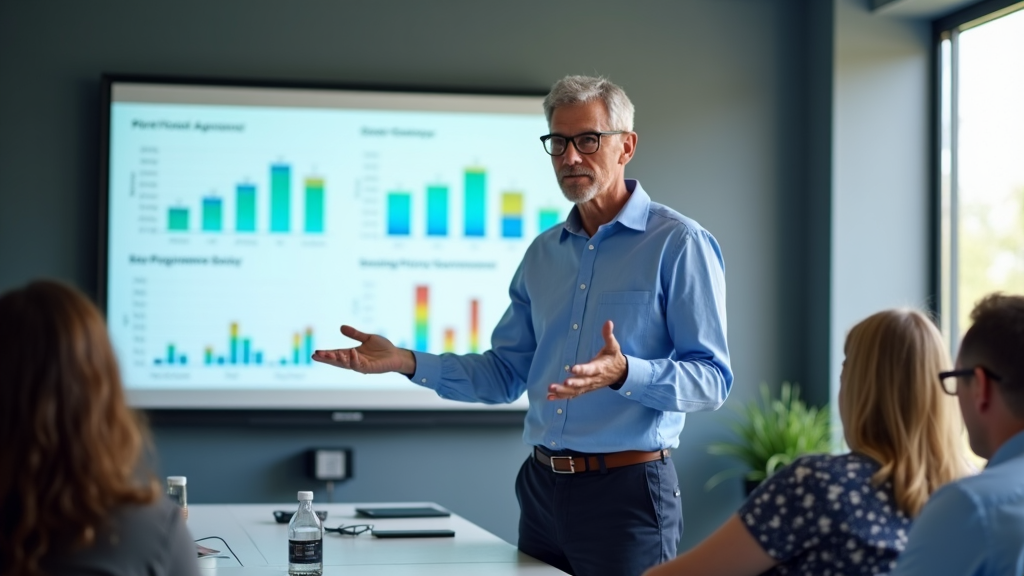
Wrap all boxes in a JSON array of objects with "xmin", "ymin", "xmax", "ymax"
[{"xmin": 102, "ymin": 78, "xmax": 557, "ymax": 410}]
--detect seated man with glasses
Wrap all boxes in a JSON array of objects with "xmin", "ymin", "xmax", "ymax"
[
  {"xmin": 313, "ymin": 74, "xmax": 731, "ymax": 576},
  {"xmin": 890, "ymin": 293, "xmax": 1024, "ymax": 576}
]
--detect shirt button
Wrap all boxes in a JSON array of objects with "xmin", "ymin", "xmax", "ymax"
[
  {"xmin": 557, "ymin": 408, "xmax": 563, "ymax": 414},
  {"xmin": 625, "ymin": 391, "xmax": 632, "ymax": 396},
  {"xmin": 572, "ymin": 323, "xmax": 579, "ymax": 330},
  {"xmin": 579, "ymin": 284, "xmax": 586, "ymax": 290},
  {"xmin": 421, "ymin": 378, "xmax": 427, "ymax": 383},
  {"xmin": 550, "ymin": 441, "xmax": 557, "ymax": 447},
  {"xmin": 564, "ymin": 365, "xmax": 570, "ymax": 371},
  {"xmin": 588, "ymin": 245, "xmax": 594, "ymax": 250}
]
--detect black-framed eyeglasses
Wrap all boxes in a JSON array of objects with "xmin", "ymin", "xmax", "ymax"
[
  {"xmin": 539, "ymin": 131, "xmax": 626, "ymax": 156},
  {"xmin": 325, "ymin": 524, "xmax": 373, "ymax": 536},
  {"xmin": 938, "ymin": 367, "xmax": 1002, "ymax": 396}
]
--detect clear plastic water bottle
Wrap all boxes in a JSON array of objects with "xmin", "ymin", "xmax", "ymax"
[
  {"xmin": 166, "ymin": 476, "xmax": 187, "ymax": 521},
  {"xmin": 288, "ymin": 491, "xmax": 323, "ymax": 575}
]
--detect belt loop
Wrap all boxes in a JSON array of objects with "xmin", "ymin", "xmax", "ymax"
[
  {"xmin": 660, "ymin": 449, "xmax": 667, "ymax": 463},
  {"xmin": 598, "ymin": 454, "xmax": 607, "ymax": 474}
]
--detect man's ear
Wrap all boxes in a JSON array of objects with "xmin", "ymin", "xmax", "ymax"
[
  {"xmin": 973, "ymin": 366, "xmax": 994, "ymax": 413},
  {"xmin": 620, "ymin": 132, "xmax": 638, "ymax": 166}
]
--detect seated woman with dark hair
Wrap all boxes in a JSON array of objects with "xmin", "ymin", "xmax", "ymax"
[
  {"xmin": 645, "ymin": 309, "xmax": 973, "ymax": 576},
  {"xmin": 0, "ymin": 280, "xmax": 199, "ymax": 576}
]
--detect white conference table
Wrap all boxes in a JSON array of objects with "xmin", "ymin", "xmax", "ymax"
[{"xmin": 188, "ymin": 503, "xmax": 567, "ymax": 575}]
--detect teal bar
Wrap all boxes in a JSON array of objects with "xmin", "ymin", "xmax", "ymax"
[
  {"xmin": 304, "ymin": 178, "xmax": 324, "ymax": 233},
  {"xmin": 270, "ymin": 164, "xmax": 291, "ymax": 232},
  {"xmin": 236, "ymin": 184, "xmax": 256, "ymax": 232},
  {"xmin": 539, "ymin": 209, "xmax": 561, "ymax": 232},
  {"xmin": 167, "ymin": 344, "xmax": 175, "ymax": 364},
  {"xmin": 464, "ymin": 169, "xmax": 485, "ymax": 237},
  {"xmin": 243, "ymin": 338, "xmax": 251, "ymax": 364},
  {"xmin": 168, "ymin": 208, "xmax": 189, "ymax": 231},
  {"xmin": 387, "ymin": 193, "xmax": 411, "ymax": 235},
  {"xmin": 304, "ymin": 330, "xmax": 313, "ymax": 365},
  {"xmin": 202, "ymin": 197, "xmax": 222, "ymax": 231},
  {"xmin": 427, "ymin": 185, "xmax": 448, "ymax": 236}
]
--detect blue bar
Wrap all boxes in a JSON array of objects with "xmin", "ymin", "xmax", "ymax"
[
  {"xmin": 427, "ymin": 186, "xmax": 448, "ymax": 236},
  {"xmin": 387, "ymin": 193, "xmax": 411, "ymax": 236},
  {"xmin": 255, "ymin": 351, "xmax": 263, "ymax": 365},
  {"xmin": 502, "ymin": 217, "xmax": 523, "ymax": 238}
]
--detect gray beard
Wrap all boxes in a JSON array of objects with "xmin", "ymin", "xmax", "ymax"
[{"xmin": 558, "ymin": 170, "xmax": 601, "ymax": 204}]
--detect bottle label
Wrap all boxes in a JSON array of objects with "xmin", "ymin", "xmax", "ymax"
[{"xmin": 288, "ymin": 540, "xmax": 322, "ymax": 564}]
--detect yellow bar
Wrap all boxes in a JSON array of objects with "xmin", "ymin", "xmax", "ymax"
[{"xmin": 501, "ymin": 192, "xmax": 523, "ymax": 215}]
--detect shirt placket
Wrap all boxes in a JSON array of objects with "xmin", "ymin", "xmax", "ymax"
[{"xmin": 545, "ymin": 233, "xmax": 602, "ymax": 450}]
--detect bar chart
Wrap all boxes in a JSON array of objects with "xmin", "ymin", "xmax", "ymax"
[
  {"xmin": 410, "ymin": 285, "xmax": 482, "ymax": 354},
  {"xmin": 160, "ymin": 162, "xmax": 325, "ymax": 235},
  {"xmin": 153, "ymin": 322, "xmax": 314, "ymax": 368},
  {"xmin": 381, "ymin": 166, "xmax": 563, "ymax": 240}
]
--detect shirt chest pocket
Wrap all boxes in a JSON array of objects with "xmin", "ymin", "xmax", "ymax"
[{"xmin": 589, "ymin": 291, "xmax": 652, "ymax": 356}]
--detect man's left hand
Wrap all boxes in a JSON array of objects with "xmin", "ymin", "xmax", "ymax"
[{"xmin": 547, "ymin": 320, "xmax": 628, "ymax": 400}]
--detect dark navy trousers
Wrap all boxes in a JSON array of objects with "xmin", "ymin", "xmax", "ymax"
[{"xmin": 515, "ymin": 450, "xmax": 683, "ymax": 576}]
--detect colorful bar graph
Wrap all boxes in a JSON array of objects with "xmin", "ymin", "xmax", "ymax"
[
  {"xmin": 427, "ymin": 185, "xmax": 449, "ymax": 236},
  {"xmin": 304, "ymin": 178, "xmax": 324, "ymax": 233},
  {"xmin": 168, "ymin": 207, "xmax": 189, "ymax": 231},
  {"xmin": 470, "ymin": 299, "xmax": 480, "ymax": 353},
  {"xmin": 387, "ymin": 192, "xmax": 412, "ymax": 236},
  {"xmin": 501, "ymin": 192, "xmax": 523, "ymax": 238},
  {"xmin": 539, "ymin": 209, "xmax": 561, "ymax": 232},
  {"xmin": 230, "ymin": 322, "xmax": 239, "ymax": 365},
  {"xmin": 292, "ymin": 333, "xmax": 301, "ymax": 364},
  {"xmin": 304, "ymin": 328, "xmax": 313, "ymax": 364},
  {"xmin": 202, "ymin": 196, "xmax": 223, "ymax": 232},
  {"xmin": 444, "ymin": 328, "xmax": 455, "ymax": 353},
  {"xmin": 270, "ymin": 164, "xmax": 291, "ymax": 232},
  {"xmin": 415, "ymin": 286, "xmax": 429, "ymax": 352},
  {"xmin": 236, "ymin": 184, "xmax": 256, "ymax": 232},
  {"xmin": 464, "ymin": 168, "xmax": 486, "ymax": 237}
]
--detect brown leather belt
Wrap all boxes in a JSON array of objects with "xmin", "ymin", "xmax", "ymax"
[{"xmin": 533, "ymin": 447, "xmax": 669, "ymax": 474}]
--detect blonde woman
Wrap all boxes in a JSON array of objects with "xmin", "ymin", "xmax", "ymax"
[{"xmin": 644, "ymin": 309, "xmax": 971, "ymax": 576}]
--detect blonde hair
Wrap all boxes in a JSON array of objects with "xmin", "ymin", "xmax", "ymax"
[{"xmin": 841, "ymin": 309, "xmax": 970, "ymax": 518}]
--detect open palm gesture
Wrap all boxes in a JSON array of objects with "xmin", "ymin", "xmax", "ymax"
[{"xmin": 312, "ymin": 325, "xmax": 416, "ymax": 376}]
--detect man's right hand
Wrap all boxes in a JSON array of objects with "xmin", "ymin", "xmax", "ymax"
[{"xmin": 312, "ymin": 325, "xmax": 416, "ymax": 376}]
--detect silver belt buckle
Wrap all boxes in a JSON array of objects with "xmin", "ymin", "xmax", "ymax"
[{"xmin": 549, "ymin": 455, "xmax": 575, "ymax": 474}]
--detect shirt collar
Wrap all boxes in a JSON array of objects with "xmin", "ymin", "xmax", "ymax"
[
  {"xmin": 560, "ymin": 179, "xmax": 649, "ymax": 241},
  {"xmin": 987, "ymin": 428, "xmax": 1024, "ymax": 469}
]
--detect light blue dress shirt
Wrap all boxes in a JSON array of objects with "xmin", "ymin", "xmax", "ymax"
[
  {"xmin": 889, "ymin": 429, "xmax": 1024, "ymax": 576},
  {"xmin": 411, "ymin": 180, "xmax": 732, "ymax": 453}
]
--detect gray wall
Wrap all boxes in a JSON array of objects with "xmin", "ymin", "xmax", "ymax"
[
  {"xmin": 831, "ymin": 0, "xmax": 935, "ymax": 407},
  {"xmin": 1, "ymin": 0, "xmax": 835, "ymax": 549}
]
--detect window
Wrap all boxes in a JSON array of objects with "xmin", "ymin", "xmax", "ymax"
[{"xmin": 938, "ymin": 2, "xmax": 1024, "ymax": 346}]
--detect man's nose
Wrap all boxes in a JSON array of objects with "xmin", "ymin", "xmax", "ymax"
[{"xmin": 561, "ymin": 143, "xmax": 584, "ymax": 165}]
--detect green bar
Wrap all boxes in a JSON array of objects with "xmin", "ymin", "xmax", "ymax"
[
  {"xmin": 539, "ymin": 209, "xmax": 561, "ymax": 232},
  {"xmin": 168, "ymin": 208, "xmax": 189, "ymax": 231},
  {"xmin": 464, "ymin": 168, "xmax": 486, "ymax": 237},
  {"xmin": 427, "ymin": 185, "xmax": 448, "ymax": 236},
  {"xmin": 167, "ymin": 344, "xmax": 175, "ymax": 364},
  {"xmin": 236, "ymin": 184, "xmax": 256, "ymax": 232},
  {"xmin": 270, "ymin": 164, "xmax": 290, "ymax": 233},
  {"xmin": 202, "ymin": 197, "xmax": 222, "ymax": 231},
  {"xmin": 304, "ymin": 178, "xmax": 324, "ymax": 233}
]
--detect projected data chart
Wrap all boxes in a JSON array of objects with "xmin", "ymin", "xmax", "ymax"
[{"xmin": 106, "ymin": 90, "xmax": 563, "ymax": 396}]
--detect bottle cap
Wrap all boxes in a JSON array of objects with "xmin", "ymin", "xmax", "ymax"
[
  {"xmin": 297, "ymin": 491, "xmax": 313, "ymax": 501},
  {"xmin": 167, "ymin": 476, "xmax": 187, "ymax": 486}
]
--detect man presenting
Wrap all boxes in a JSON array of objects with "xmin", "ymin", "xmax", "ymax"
[
  {"xmin": 889, "ymin": 294, "xmax": 1024, "ymax": 575},
  {"xmin": 313, "ymin": 75, "xmax": 732, "ymax": 576}
]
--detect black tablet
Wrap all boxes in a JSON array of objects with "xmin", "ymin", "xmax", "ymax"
[
  {"xmin": 372, "ymin": 529, "xmax": 455, "ymax": 538},
  {"xmin": 355, "ymin": 506, "xmax": 450, "ymax": 518}
]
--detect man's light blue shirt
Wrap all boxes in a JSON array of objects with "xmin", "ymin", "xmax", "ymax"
[
  {"xmin": 411, "ymin": 180, "xmax": 732, "ymax": 453},
  {"xmin": 890, "ymin": 429, "xmax": 1024, "ymax": 576}
]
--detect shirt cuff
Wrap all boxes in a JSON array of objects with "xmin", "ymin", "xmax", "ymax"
[
  {"xmin": 410, "ymin": 351, "xmax": 443, "ymax": 391},
  {"xmin": 617, "ymin": 355, "xmax": 653, "ymax": 401}
]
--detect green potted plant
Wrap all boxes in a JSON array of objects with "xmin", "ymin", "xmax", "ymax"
[{"xmin": 706, "ymin": 382, "xmax": 831, "ymax": 495}]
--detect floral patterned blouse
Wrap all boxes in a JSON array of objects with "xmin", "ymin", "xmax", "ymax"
[{"xmin": 738, "ymin": 453, "xmax": 911, "ymax": 576}]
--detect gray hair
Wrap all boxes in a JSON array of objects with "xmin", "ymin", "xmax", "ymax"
[{"xmin": 543, "ymin": 75, "xmax": 635, "ymax": 131}]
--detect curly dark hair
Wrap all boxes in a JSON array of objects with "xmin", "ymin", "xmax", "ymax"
[{"xmin": 0, "ymin": 280, "xmax": 158, "ymax": 576}]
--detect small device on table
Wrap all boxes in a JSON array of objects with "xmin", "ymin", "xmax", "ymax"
[{"xmin": 372, "ymin": 529, "xmax": 455, "ymax": 538}]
